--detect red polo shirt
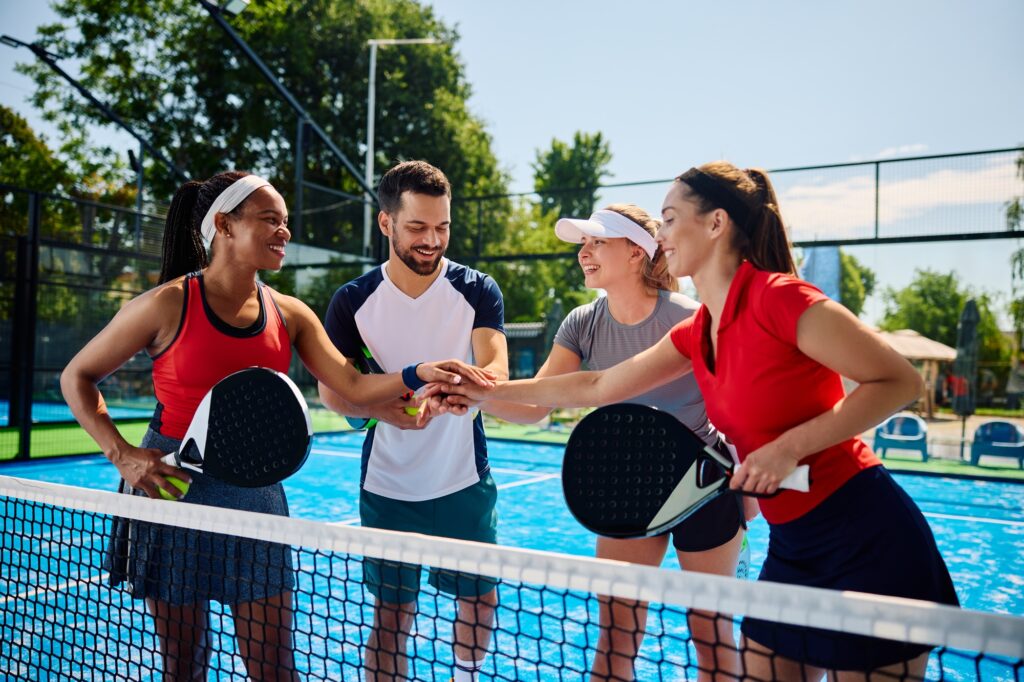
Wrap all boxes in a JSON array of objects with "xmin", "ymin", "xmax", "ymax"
[{"xmin": 669, "ymin": 261, "xmax": 880, "ymax": 524}]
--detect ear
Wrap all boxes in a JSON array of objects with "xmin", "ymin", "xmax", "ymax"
[
  {"xmin": 377, "ymin": 211, "xmax": 391, "ymax": 237},
  {"xmin": 214, "ymin": 212, "xmax": 232, "ymax": 237},
  {"xmin": 628, "ymin": 244, "xmax": 647, "ymax": 263},
  {"xmin": 707, "ymin": 208, "xmax": 728, "ymax": 241}
]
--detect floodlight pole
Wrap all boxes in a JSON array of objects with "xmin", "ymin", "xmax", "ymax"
[
  {"xmin": 0, "ymin": 34, "xmax": 189, "ymax": 183},
  {"xmin": 363, "ymin": 38, "xmax": 439, "ymax": 264}
]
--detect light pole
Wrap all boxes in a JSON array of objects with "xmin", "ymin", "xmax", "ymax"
[{"xmin": 363, "ymin": 37, "xmax": 439, "ymax": 263}]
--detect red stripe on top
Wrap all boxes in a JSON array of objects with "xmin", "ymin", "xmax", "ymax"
[
  {"xmin": 151, "ymin": 275, "xmax": 292, "ymax": 439},
  {"xmin": 669, "ymin": 261, "xmax": 881, "ymax": 525}
]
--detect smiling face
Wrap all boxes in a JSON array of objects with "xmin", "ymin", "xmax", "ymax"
[
  {"xmin": 216, "ymin": 186, "xmax": 290, "ymax": 271},
  {"xmin": 382, "ymin": 190, "xmax": 451, "ymax": 276},
  {"xmin": 577, "ymin": 235, "xmax": 645, "ymax": 289},
  {"xmin": 658, "ymin": 181, "xmax": 719, "ymax": 278}
]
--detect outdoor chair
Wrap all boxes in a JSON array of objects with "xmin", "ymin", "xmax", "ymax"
[
  {"xmin": 970, "ymin": 421, "xmax": 1024, "ymax": 468},
  {"xmin": 873, "ymin": 412, "xmax": 929, "ymax": 462}
]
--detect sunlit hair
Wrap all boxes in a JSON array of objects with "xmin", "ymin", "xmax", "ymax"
[
  {"xmin": 159, "ymin": 171, "xmax": 253, "ymax": 284},
  {"xmin": 378, "ymin": 160, "xmax": 451, "ymax": 215},
  {"xmin": 675, "ymin": 161, "xmax": 796, "ymax": 275},
  {"xmin": 603, "ymin": 203, "xmax": 678, "ymax": 292}
]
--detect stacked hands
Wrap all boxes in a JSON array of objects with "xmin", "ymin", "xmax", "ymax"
[{"xmin": 415, "ymin": 368, "xmax": 803, "ymax": 498}]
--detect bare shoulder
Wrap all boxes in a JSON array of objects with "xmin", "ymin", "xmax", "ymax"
[
  {"xmin": 268, "ymin": 290, "xmax": 315, "ymax": 319},
  {"xmin": 122, "ymin": 276, "xmax": 186, "ymax": 322}
]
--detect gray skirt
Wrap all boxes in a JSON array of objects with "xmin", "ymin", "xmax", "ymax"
[{"xmin": 104, "ymin": 428, "xmax": 295, "ymax": 605}]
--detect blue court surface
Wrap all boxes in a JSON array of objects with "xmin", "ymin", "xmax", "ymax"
[
  {"xmin": 2, "ymin": 432, "xmax": 1023, "ymax": 680},
  {"xmin": 0, "ymin": 400, "xmax": 153, "ymax": 426}
]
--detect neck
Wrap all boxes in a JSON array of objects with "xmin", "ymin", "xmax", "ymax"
[
  {"xmin": 691, "ymin": 254, "xmax": 742, "ymax": 321},
  {"xmin": 203, "ymin": 260, "xmax": 259, "ymax": 301},
  {"xmin": 603, "ymin": 277, "xmax": 660, "ymax": 325},
  {"xmin": 386, "ymin": 254, "xmax": 445, "ymax": 298}
]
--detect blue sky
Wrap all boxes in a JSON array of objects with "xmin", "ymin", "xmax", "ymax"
[{"xmin": 2, "ymin": 1, "xmax": 1022, "ymax": 326}]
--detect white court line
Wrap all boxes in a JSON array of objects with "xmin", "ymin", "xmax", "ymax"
[
  {"xmin": 923, "ymin": 511, "xmax": 1024, "ymax": 527},
  {"xmin": 3, "ymin": 572, "xmax": 106, "ymax": 605},
  {"xmin": 327, "ymin": 472, "xmax": 560, "ymax": 527},
  {"xmin": 311, "ymin": 447, "xmax": 556, "ymax": 478}
]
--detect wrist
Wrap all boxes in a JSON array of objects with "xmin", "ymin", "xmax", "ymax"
[{"xmin": 402, "ymin": 363, "xmax": 428, "ymax": 392}]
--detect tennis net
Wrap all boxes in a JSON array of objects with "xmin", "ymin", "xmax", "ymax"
[{"xmin": 1, "ymin": 474, "xmax": 1022, "ymax": 681}]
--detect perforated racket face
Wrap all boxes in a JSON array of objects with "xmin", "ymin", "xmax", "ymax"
[
  {"xmin": 200, "ymin": 368, "xmax": 312, "ymax": 488},
  {"xmin": 562, "ymin": 404, "xmax": 721, "ymax": 538}
]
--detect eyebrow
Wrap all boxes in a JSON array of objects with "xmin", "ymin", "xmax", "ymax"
[{"xmin": 405, "ymin": 220, "xmax": 451, "ymax": 226}]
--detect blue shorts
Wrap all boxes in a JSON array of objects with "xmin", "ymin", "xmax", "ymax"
[
  {"xmin": 360, "ymin": 474, "xmax": 498, "ymax": 604},
  {"xmin": 741, "ymin": 465, "xmax": 959, "ymax": 671},
  {"xmin": 104, "ymin": 428, "xmax": 295, "ymax": 606}
]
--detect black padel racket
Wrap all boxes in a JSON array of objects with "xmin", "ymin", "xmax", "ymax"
[
  {"xmin": 562, "ymin": 403, "xmax": 810, "ymax": 538},
  {"xmin": 161, "ymin": 367, "xmax": 312, "ymax": 487}
]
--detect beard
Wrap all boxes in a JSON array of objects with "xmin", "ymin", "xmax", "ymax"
[{"xmin": 394, "ymin": 240, "xmax": 445, "ymax": 276}]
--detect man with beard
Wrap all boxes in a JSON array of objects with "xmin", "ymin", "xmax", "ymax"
[{"xmin": 320, "ymin": 160, "xmax": 508, "ymax": 682}]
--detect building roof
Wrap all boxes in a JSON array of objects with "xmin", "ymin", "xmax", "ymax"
[{"xmin": 877, "ymin": 329, "xmax": 957, "ymax": 361}]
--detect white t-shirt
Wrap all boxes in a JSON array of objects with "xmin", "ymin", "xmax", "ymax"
[{"xmin": 324, "ymin": 259, "xmax": 505, "ymax": 501}]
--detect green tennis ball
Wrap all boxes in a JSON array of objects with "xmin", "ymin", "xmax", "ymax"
[
  {"xmin": 404, "ymin": 405, "xmax": 420, "ymax": 416},
  {"xmin": 158, "ymin": 476, "xmax": 190, "ymax": 501}
]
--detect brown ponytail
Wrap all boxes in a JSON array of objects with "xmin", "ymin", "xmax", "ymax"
[
  {"xmin": 675, "ymin": 161, "xmax": 796, "ymax": 275},
  {"xmin": 157, "ymin": 170, "xmax": 252, "ymax": 284},
  {"xmin": 603, "ymin": 203, "xmax": 678, "ymax": 293}
]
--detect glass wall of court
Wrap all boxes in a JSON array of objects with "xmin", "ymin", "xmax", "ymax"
[{"xmin": 2, "ymin": 147, "xmax": 1022, "ymax": 460}]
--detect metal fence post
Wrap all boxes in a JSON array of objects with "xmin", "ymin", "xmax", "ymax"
[{"xmin": 10, "ymin": 192, "xmax": 41, "ymax": 460}]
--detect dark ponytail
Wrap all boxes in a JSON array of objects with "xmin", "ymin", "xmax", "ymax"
[
  {"xmin": 675, "ymin": 161, "xmax": 796, "ymax": 276},
  {"xmin": 157, "ymin": 170, "xmax": 252, "ymax": 284}
]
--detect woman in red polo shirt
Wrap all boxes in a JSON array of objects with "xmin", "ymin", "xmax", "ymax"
[{"xmin": 429, "ymin": 161, "xmax": 958, "ymax": 680}]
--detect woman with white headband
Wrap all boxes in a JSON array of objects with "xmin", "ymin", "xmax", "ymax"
[
  {"xmin": 457, "ymin": 204, "xmax": 745, "ymax": 680},
  {"xmin": 61, "ymin": 170, "xmax": 494, "ymax": 681}
]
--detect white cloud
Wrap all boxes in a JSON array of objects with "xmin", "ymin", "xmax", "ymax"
[
  {"xmin": 776, "ymin": 156, "xmax": 1022, "ymax": 241},
  {"xmin": 876, "ymin": 143, "xmax": 929, "ymax": 159}
]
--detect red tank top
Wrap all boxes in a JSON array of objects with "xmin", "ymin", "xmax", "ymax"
[{"xmin": 151, "ymin": 273, "xmax": 292, "ymax": 439}]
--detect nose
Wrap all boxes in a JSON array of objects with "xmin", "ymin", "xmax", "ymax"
[{"xmin": 278, "ymin": 224, "xmax": 291, "ymax": 241}]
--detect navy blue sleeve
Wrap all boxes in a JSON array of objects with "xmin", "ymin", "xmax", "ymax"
[
  {"xmin": 474, "ymin": 275, "xmax": 505, "ymax": 334},
  {"xmin": 324, "ymin": 284, "xmax": 365, "ymax": 359}
]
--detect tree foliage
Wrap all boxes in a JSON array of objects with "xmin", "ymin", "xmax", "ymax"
[
  {"xmin": 880, "ymin": 269, "xmax": 1009, "ymax": 364},
  {"xmin": 1007, "ymin": 149, "xmax": 1024, "ymax": 353},
  {"xmin": 532, "ymin": 131, "xmax": 612, "ymax": 219},
  {"xmin": 837, "ymin": 249, "xmax": 876, "ymax": 317},
  {"xmin": 21, "ymin": 0, "xmax": 510, "ymax": 254}
]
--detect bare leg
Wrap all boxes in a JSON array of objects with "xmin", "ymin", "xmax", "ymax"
[
  {"xmin": 453, "ymin": 588, "xmax": 498, "ymax": 672},
  {"xmin": 231, "ymin": 590, "xmax": 298, "ymax": 682},
  {"xmin": 589, "ymin": 535, "xmax": 671, "ymax": 681},
  {"xmin": 677, "ymin": 528, "xmax": 745, "ymax": 682},
  {"xmin": 365, "ymin": 599, "xmax": 417, "ymax": 681},
  {"xmin": 828, "ymin": 652, "xmax": 930, "ymax": 682},
  {"xmin": 146, "ymin": 598, "xmax": 211, "ymax": 682}
]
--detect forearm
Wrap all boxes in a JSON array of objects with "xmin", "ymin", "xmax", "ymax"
[
  {"xmin": 60, "ymin": 372, "xmax": 134, "ymax": 461},
  {"xmin": 482, "ymin": 399, "xmax": 551, "ymax": 424},
  {"xmin": 490, "ymin": 371, "xmax": 604, "ymax": 408},
  {"xmin": 318, "ymin": 381, "xmax": 376, "ymax": 418},
  {"xmin": 774, "ymin": 378, "xmax": 920, "ymax": 462}
]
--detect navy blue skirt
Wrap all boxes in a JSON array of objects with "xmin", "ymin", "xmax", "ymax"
[
  {"xmin": 104, "ymin": 428, "xmax": 295, "ymax": 606},
  {"xmin": 741, "ymin": 465, "xmax": 959, "ymax": 671}
]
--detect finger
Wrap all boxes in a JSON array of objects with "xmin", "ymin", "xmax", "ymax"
[
  {"xmin": 448, "ymin": 404, "xmax": 469, "ymax": 416},
  {"xmin": 729, "ymin": 466, "xmax": 747, "ymax": 491},
  {"xmin": 420, "ymin": 383, "xmax": 446, "ymax": 399},
  {"xmin": 151, "ymin": 476, "xmax": 184, "ymax": 499},
  {"xmin": 159, "ymin": 463, "xmax": 192, "ymax": 484}
]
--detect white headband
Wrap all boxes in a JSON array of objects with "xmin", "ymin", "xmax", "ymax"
[
  {"xmin": 200, "ymin": 175, "xmax": 272, "ymax": 244},
  {"xmin": 554, "ymin": 209, "xmax": 659, "ymax": 259}
]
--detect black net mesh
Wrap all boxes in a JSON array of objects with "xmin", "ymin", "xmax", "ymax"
[{"xmin": 1, "ymin": 476, "xmax": 1022, "ymax": 681}]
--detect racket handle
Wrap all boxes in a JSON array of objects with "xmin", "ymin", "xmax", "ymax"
[
  {"xmin": 779, "ymin": 464, "xmax": 811, "ymax": 493},
  {"xmin": 162, "ymin": 452, "xmax": 201, "ymax": 473}
]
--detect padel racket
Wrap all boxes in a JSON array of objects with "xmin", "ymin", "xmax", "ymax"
[
  {"xmin": 161, "ymin": 366, "xmax": 312, "ymax": 487},
  {"xmin": 346, "ymin": 346, "xmax": 414, "ymax": 430},
  {"xmin": 562, "ymin": 403, "xmax": 810, "ymax": 538}
]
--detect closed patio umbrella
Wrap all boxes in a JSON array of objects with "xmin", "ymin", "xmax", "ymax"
[{"xmin": 952, "ymin": 299, "xmax": 980, "ymax": 459}]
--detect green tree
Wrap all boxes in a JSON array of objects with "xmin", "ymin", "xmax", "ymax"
[
  {"xmin": 532, "ymin": 131, "xmax": 612, "ymax": 218},
  {"xmin": 880, "ymin": 269, "xmax": 1009, "ymax": 364},
  {"xmin": 837, "ymin": 249, "xmax": 876, "ymax": 317},
  {"xmin": 22, "ymin": 0, "xmax": 510, "ymax": 254}
]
